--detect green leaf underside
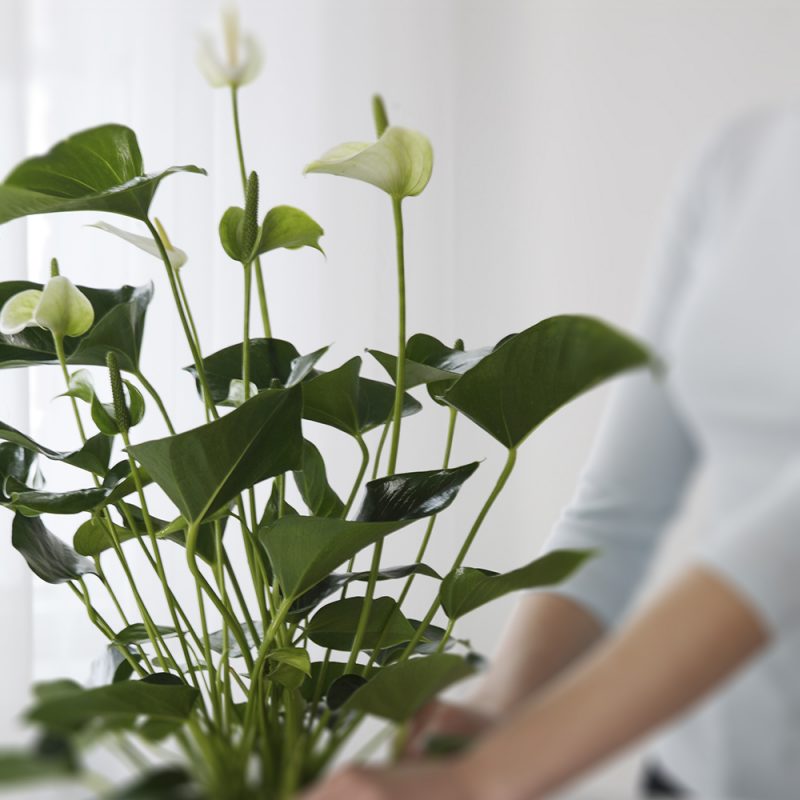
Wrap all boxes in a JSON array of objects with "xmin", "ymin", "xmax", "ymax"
[
  {"xmin": 0, "ymin": 443, "xmax": 36, "ymax": 485},
  {"xmin": 0, "ymin": 280, "xmax": 153, "ymax": 373},
  {"xmin": 292, "ymin": 439, "xmax": 345, "ymax": 518},
  {"xmin": 129, "ymin": 387, "xmax": 303, "ymax": 522},
  {"xmin": 260, "ymin": 516, "xmax": 413, "ymax": 599},
  {"xmin": 0, "ymin": 422, "xmax": 111, "ymax": 475},
  {"xmin": 444, "ymin": 315, "xmax": 651, "ymax": 449},
  {"xmin": 356, "ymin": 462, "xmax": 479, "ymax": 522},
  {"xmin": 7, "ymin": 483, "xmax": 109, "ymax": 516},
  {"xmin": 301, "ymin": 357, "xmax": 421, "ymax": 436},
  {"xmin": 0, "ymin": 124, "xmax": 205, "ymax": 224},
  {"xmin": 12, "ymin": 514, "xmax": 97, "ymax": 584},
  {"xmin": 299, "ymin": 661, "xmax": 378, "ymax": 705},
  {"xmin": 440, "ymin": 550, "xmax": 594, "ymax": 620},
  {"xmin": 256, "ymin": 205, "xmax": 324, "ymax": 255},
  {"xmin": 343, "ymin": 654, "xmax": 475, "ymax": 722},
  {"xmin": 27, "ymin": 680, "xmax": 199, "ymax": 732},
  {"xmin": 290, "ymin": 563, "xmax": 440, "ymax": 617},
  {"xmin": 306, "ymin": 596, "xmax": 415, "ymax": 651},
  {"xmin": 369, "ymin": 333, "xmax": 494, "ymax": 391},
  {"xmin": 114, "ymin": 623, "xmax": 177, "ymax": 645},
  {"xmin": 74, "ymin": 511, "xmax": 222, "ymax": 566}
]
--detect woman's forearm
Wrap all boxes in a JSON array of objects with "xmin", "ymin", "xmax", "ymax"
[
  {"xmin": 457, "ymin": 564, "xmax": 768, "ymax": 799},
  {"xmin": 470, "ymin": 592, "xmax": 605, "ymax": 716}
]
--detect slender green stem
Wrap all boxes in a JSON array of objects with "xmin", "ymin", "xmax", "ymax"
[
  {"xmin": 134, "ymin": 369, "xmax": 175, "ymax": 435},
  {"xmin": 371, "ymin": 421, "xmax": 391, "ymax": 480},
  {"xmin": 343, "ymin": 434, "xmax": 370, "ymax": 519},
  {"xmin": 121, "ymin": 436, "xmax": 203, "ymax": 695},
  {"xmin": 94, "ymin": 559, "xmax": 130, "ymax": 627},
  {"xmin": 145, "ymin": 217, "xmax": 217, "ymax": 419},
  {"xmin": 400, "ymin": 447, "xmax": 518, "ymax": 660},
  {"xmin": 231, "ymin": 86, "xmax": 272, "ymax": 337},
  {"xmin": 346, "ymin": 198, "xmax": 407, "ymax": 672},
  {"xmin": 242, "ymin": 262, "xmax": 253, "ymax": 399},
  {"xmin": 52, "ymin": 335, "xmax": 87, "ymax": 443}
]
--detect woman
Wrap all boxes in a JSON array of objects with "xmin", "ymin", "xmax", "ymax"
[{"xmin": 302, "ymin": 105, "xmax": 800, "ymax": 799}]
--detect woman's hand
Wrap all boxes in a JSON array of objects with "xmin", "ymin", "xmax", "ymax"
[
  {"xmin": 402, "ymin": 699, "xmax": 496, "ymax": 758},
  {"xmin": 297, "ymin": 760, "xmax": 476, "ymax": 800}
]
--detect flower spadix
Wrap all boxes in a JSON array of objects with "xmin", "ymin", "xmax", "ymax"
[
  {"xmin": 90, "ymin": 218, "xmax": 187, "ymax": 270},
  {"xmin": 0, "ymin": 276, "xmax": 93, "ymax": 339},
  {"xmin": 197, "ymin": 4, "xmax": 262, "ymax": 89},
  {"xmin": 304, "ymin": 126, "xmax": 433, "ymax": 200}
]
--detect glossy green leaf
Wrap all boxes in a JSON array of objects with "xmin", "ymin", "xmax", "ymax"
[
  {"xmin": 11, "ymin": 513, "xmax": 97, "ymax": 583},
  {"xmin": 299, "ymin": 661, "xmax": 378, "ymax": 705},
  {"xmin": 306, "ymin": 597, "xmax": 415, "ymax": 651},
  {"xmin": 441, "ymin": 551, "xmax": 593, "ymax": 620},
  {"xmin": 186, "ymin": 338, "xmax": 311, "ymax": 404},
  {"xmin": 128, "ymin": 387, "xmax": 303, "ymax": 522},
  {"xmin": 285, "ymin": 345, "xmax": 328, "ymax": 387},
  {"xmin": 27, "ymin": 679, "xmax": 199, "ymax": 732},
  {"xmin": 292, "ymin": 439, "xmax": 344, "ymax": 518},
  {"xmin": 326, "ymin": 674, "xmax": 367, "ymax": 711},
  {"xmin": 343, "ymin": 654, "xmax": 474, "ymax": 722},
  {"xmin": 6, "ymin": 479, "xmax": 108, "ymax": 515},
  {"xmin": 301, "ymin": 357, "xmax": 421, "ymax": 437},
  {"xmin": 444, "ymin": 315, "xmax": 651, "ymax": 449},
  {"xmin": 0, "ymin": 280, "xmax": 153, "ymax": 373},
  {"xmin": 290, "ymin": 563, "xmax": 440, "ymax": 618},
  {"xmin": 260, "ymin": 516, "xmax": 413, "ymax": 598},
  {"xmin": 0, "ymin": 421, "xmax": 111, "ymax": 476},
  {"xmin": 255, "ymin": 205, "xmax": 324, "ymax": 255},
  {"xmin": 259, "ymin": 479, "xmax": 299, "ymax": 530},
  {"xmin": 356, "ymin": 462, "xmax": 479, "ymax": 522},
  {"xmin": 0, "ymin": 124, "xmax": 205, "ymax": 223},
  {"xmin": 219, "ymin": 206, "xmax": 249, "ymax": 263},
  {"xmin": 0, "ymin": 443, "xmax": 36, "ymax": 485},
  {"xmin": 373, "ymin": 620, "xmax": 457, "ymax": 666}
]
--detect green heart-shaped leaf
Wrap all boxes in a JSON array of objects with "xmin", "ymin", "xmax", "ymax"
[
  {"xmin": 185, "ymin": 338, "xmax": 321, "ymax": 405},
  {"xmin": 306, "ymin": 597, "xmax": 416, "ymax": 651},
  {"xmin": 0, "ymin": 280, "xmax": 153, "ymax": 373},
  {"xmin": 128, "ymin": 387, "xmax": 303, "ymax": 522},
  {"xmin": 0, "ymin": 124, "xmax": 205, "ymax": 224},
  {"xmin": 444, "ymin": 316, "xmax": 651, "ymax": 449},
  {"xmin": 11, "ymin": 513, "xmax": 98, "ymax": 584},
  {"xmin": 0, "ymin": 444, "xmax": 36, "ymax": 486},
  {"xmin": 260, "ymin": 516, "xmax": 413, "ymax": 599},
  {"xmin": 255, "ymin": 205, "xmax": 324, "ymax": 255},
  {"xmin": 266, "ymin": 647, "xmax": 312, "ymax": 689},
  {"xmin": 440, "ymin": 550, "xmax": 594, "ymax": 621},
  {"xmin": 26, "ymin": 679, "xmax": 199, "ymax": 732},
  {"xmin": 342, "ymin": 654, "xmax": 474, "ymax": 722},
  {"xmin": 301, "ymin": 357, "xmax": 421, "ymax": 437}
]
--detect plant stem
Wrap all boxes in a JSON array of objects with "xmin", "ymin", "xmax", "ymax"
[
  {"xmin": 145, "ymin": 217, "xmax": 217, "ymax": 419},
  {"xmin": 371, "ymin": 421, "xmax": 391, "ymax": 480},
  {"xmin": 346, "ymin": 198, "xmax": 407, "ymax": 672},
  {"xmin": 134, "ymin": 369, "xmax": 176, "ymax": 434},
  {"xmin": 242, "ymin": 262, "xmax": 253, "ymax": 398},
  {"xmin": 52, "ymin": 336, "xmax": 87, "ymax": 442},
  {"xmin": 399, "ymin": 447, "xmax": 518, "ymax": 660},
  {"xmin": 231, "ymin": 85, "xmax": 272, "ymax": 337}
]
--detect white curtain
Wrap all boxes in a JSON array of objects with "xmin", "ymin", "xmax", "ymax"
[{"xmin": 3, "ymin": 1, "xmax": 800, "ymax": 796}]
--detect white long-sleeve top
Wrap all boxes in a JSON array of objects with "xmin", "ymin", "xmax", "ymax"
[{"xmin": 543, "ymin": 106, "xmax": 800, "ymax": 799}]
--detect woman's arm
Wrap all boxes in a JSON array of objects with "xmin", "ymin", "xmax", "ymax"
[
  {"xmin": 302, "ymin": 564, "xmax": 767, "ymax": 800},
  {"xmin": 455, "ymin": 564, "xmax": 767, "ymax": 799}
]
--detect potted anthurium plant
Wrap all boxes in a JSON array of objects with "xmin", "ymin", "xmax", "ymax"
[{"xmin": 0, "ymin": 7, "xmax": 651, "ymax": 800}]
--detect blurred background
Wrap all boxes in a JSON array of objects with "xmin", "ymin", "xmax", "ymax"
[{"xmin": 2, "ymin": 0, "xmax": 800, "ymax": 796}]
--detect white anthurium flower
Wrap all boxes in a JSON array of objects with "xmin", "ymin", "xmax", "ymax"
[
  {"xmin": 0, "ymin": 276, "xmax": 94, "ymax": 339},
  {"xmin": 89, "ymin": 220, "xmax": 187, "ymax": 271},
  {"xmin": 304, "ymin": 126, "xmax": 434, "ymax": 200},
  {"xmin": 197, "ymin": 4, "xmax": 263, "ymax": 89}
]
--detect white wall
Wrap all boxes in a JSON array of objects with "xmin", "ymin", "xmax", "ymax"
[{"xmin": 2, "ymin": 1, "xmax": 800, "ymax": 797}]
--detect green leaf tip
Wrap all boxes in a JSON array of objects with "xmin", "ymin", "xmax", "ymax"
[{"xmin": 372, "ymin": 94, "xmax": 389, "ymax": 137}]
